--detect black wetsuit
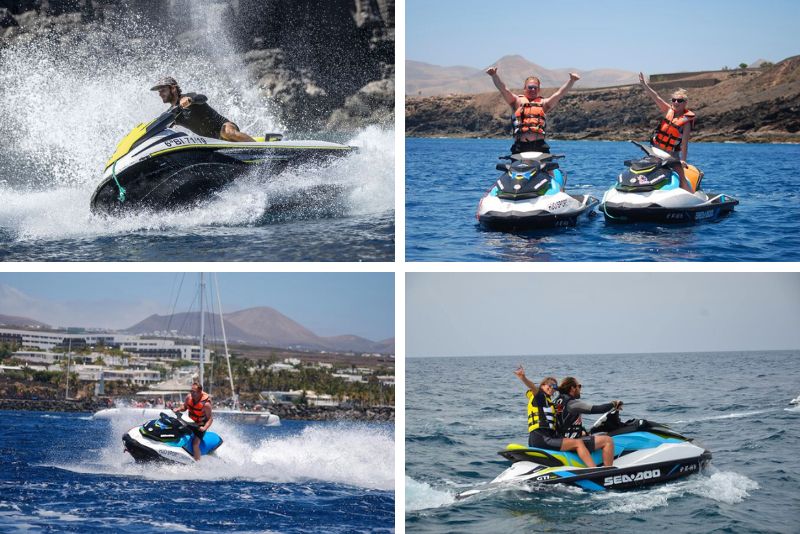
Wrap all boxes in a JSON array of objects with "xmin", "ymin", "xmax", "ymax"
[{"xmin": 174, "ymin": 92, "xmax": 234, "ymax": 139}]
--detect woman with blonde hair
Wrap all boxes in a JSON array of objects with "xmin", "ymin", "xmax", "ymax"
[{"xmin": 639, "ymin": 73, "xmax": 698, "ymax": 191}]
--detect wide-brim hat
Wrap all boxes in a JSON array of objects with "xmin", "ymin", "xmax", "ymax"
[{"xmin": 150, "ymin": 76, "xmax": 178, "ymax": 90}]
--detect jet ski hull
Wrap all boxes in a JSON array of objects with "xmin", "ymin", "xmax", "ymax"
[
  {"xmin": 92, "ymin": 125, "xmax": 354, "ymax": 214},
  {"xmin": 600, "ymin": 189, "xmax": 739, "ymax": 224},
  {"xmin": 492, "ymin": 448, "xmax": 711, "ymax": 492},
  {"xmin": 478, "ymin": 193, "xmax": 598, "ymax": 231},
  {"xmin": 122, "ymin": 414, "xmax": 223, "ymax": 464}
]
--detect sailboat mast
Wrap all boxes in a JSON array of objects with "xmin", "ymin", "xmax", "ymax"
[
  {"xmin": 199, "ymin": 273, "xmax": 205, "ymax": 388},
  {"xmin": 214, "ymin": 273, "xmax": 238, "ymax": 410}
]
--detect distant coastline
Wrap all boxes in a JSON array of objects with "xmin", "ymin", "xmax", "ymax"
[
  {"xmin": 406, "ymin": 56, "xmax": 800, "ymax": 145},
  {"xmin": 0, "ymin": 398, "xmax": 394, "ymax": 422}
]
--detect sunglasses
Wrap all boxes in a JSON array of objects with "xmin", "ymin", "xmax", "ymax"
[
  {"xmin": 527, "ymin": 85, "xmax": 540, "ymax": 90},
  {"xmin": 577, "ymin": 384, "xmax": 582, "ymax": 389},
  {"xmin": 672, "ymin": 98, "xmax": 686, "ymax": 103}
]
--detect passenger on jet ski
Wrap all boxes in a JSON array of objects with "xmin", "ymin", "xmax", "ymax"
[
  {"xmin": 638, "ymin": 73, "xmax": 696, "ymax": 191},
  {"xmin": 555, "ymin": 377, "xmax": 620, "ymax": 467},
  {"xmin": 485, "ymin": 66, "xmax": 580, "ymax": 161},
  {"xmin": 150, "ymin": 76, "xmax": 256, "ymax": 142},
  {"xmin": 514, "ymin": 367, "xmax": 599, "ymax": 468},
  {"xmin": 173, "ymin": 382, "xmax": 214, "ymax": 461}
]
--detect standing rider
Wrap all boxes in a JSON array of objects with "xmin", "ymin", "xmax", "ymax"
[
  {"xmin": 485, "ymin": 67, "xmax": 580, "ymax": 155},
  {"xmin": 150, "ymin": 76, "xmax": 255, "ymax": 142},
  {"xmin": 173, "ymin": 382, "xmax": 214, "ymax": 461},
  {"xmin": 554, "ymin": 377, "xmax": 620, "ymax": 467},
  {"xmin": 638, "ymin": 72, "xmax": 696, "ymax": 191},
  {"xmin": 514, "ymin": 366, "xmax": 599, "ymax": 468}
]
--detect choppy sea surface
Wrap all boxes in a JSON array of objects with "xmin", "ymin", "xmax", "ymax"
[
  {"xmin": 0, "ymin": 411, "xmax": 394, "ymax": 533},
  {"xmin": 0, "ymin": 12, "xmax": 394, "ymax": 262},
  {"xmin": 406, "ymin": 138, "xmax": 800, "ymax": 261},
  {"xmin": 406, "ymin": 351, "xmax": 800, "ymax": 533}
]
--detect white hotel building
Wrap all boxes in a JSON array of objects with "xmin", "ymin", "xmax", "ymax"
[{"xmin": 0, "ymin": 327, "xmax": 206, "ymax": 362}]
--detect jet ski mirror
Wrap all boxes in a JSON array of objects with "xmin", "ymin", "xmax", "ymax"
[
  {"xmin": 496, "ymin": 163, "xmax": 510, "ymax": 172},
  {"xmin": 542, "ymin": 161, "xmax": 560, "ymax": 172}
]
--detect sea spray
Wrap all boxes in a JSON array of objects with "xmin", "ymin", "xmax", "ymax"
[
  {"xmin": 0, "ymin": 10, "xmax": 392, "ymax": 244},
  {"xmin": 62, "ymin": 417, "xmax": 394, "ymax": 491}
]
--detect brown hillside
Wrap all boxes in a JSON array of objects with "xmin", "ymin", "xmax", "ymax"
[{"xmin": 406, "ymin": 57, "xmax": 800, "ymax": 143}]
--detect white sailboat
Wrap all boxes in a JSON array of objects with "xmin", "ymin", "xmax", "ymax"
[{"xmin": 94, "ymin": 273, "xmax": 279, "ymax": 425}]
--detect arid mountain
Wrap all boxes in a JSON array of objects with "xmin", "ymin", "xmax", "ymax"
[
  {"xmin": 406, "ymin": 55, "xmax": 638, "ymax": 96},
  {"xmin": 0, "ymin": 314, "xmax": 49, "ymax": 328},
  {"xmin": 406, "ymin": 56, "xmax": 800, "ymax": 143},
  {"xmin": 124, "ymin": 307, "xmax": 392, "ymax": 354}
]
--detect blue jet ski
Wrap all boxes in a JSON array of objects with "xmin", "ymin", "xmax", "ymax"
[{"xmin": 122, "ymin": 412, "xmax": 223, "ymax": 464}]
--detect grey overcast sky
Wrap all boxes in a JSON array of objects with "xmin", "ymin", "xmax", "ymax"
[
  {"xmin": 407, "ymin": 273, "xmax": 800, "ymax": 357},
  {"xmin": 407, "ymin": 0, "xmax": 800, "ymax": 73},
  {"xmin": 0, "ymin": 273, "xmax": 394, "ymax": 340}
]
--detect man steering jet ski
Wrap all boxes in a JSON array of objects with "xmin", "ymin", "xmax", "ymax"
[
  {"xmin": 151, "ymin": 76, "xmax": 255, "ymax": 142},
  {"xmin": 90, "ymin": 78, "xmax": 354, "ymax": 213}
]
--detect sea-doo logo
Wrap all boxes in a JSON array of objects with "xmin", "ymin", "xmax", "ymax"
[{"xmin": 603, "ymin": 469, "xmax": 661, "ymax": 486}]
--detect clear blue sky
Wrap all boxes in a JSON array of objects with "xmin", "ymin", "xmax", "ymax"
[
  {"xmin": 407, "ymin": 273, "xmax": 800, "ymax": 357},
  {"xmin": 407, "ymin": 0, "xmax": 800, "ymax": 72},
  {"xmin": 0, "ymin": 273, "xmax": 394, "ymax": 340}
]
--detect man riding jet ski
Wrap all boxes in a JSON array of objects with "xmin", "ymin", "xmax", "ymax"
[
  {"xmin": 122, "ymin": 411, "xmax": 223, "ymax": 464},
  {"xmin": 90, "ymin": 78, "xmax": 355, "ymax": 214},
  {"xmin": 456, "ymin": 410, "xmax": 711, "ymax": 498},
  {"xmin": 476, "ymin": 151, "xmax": 598, "ymax": 231},
  {"xmin": 598, "ymin": 141, "xmax": 738, "ymax": 223}
]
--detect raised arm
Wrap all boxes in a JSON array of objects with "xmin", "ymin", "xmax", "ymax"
[
  {"xmin": 514, "ymin": 365, "xmax": 538, "ymax": 392},
  {"xmin": 486, "ymin": 66, "xmax": 519, "ymax": 108},
  {"xmin": 543, "ymin": 72, "xmax": 580, "ymax": 112},
  {"xmin": 638, "ymin": 72, "xmax": 670, "ymax": 114}
]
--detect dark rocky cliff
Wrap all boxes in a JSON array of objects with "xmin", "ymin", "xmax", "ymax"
[
  {"xmin": 1, "ymin": 0, "xmax": 394, "ymax": 130},
  {"xmin": 407, "ymin": 57, "xmax": 800, "ymax": 143}
]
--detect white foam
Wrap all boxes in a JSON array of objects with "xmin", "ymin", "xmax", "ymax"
[
  {"xmin": 405, "ymin": 476, "xmax": 456, "ymax": 511},
  {"xmin": 672, "ymin": 409, "xmax": 771, "ymax": 424},
  {"xmin": 57, "ymin": 418, "xmax": 394, "ymax": 491},
  {"xmin": 591, "ymin": 470, "xmax": 758, "ymax": 514}
]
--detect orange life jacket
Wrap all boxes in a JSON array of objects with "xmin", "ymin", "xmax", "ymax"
[
  {"xmin": 513, "ymin": 97, "xmax": 546, "ymax": 138},
  {"xmin": 651, "ymin": 108, "xmax": 695, "ymax": 153},
  {"xmin": 186, "ymin": 392, "xmax": 210, "ymax": 425}
]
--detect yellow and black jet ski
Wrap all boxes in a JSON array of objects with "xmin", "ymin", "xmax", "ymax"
[{"xmin": 90, "ymin": 106, "xmax": 355, "ymax": 213}]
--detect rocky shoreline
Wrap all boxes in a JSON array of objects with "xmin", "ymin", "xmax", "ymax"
[
  {"xmin": 406, "ymin": 56, "xmax": 800, "ymax": 143},
  {"xmin": 0, "ymin": 398, "xmax": 394, "ymax": 422},
  {"xmin": 1, "ymin": 0, "xmax": 394, "ymax": 131}
]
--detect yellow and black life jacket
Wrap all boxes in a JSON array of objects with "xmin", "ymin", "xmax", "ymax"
[
  {"xmin": 186, "ymin": 392, "xmax": 210, "ymax": 425},
  {"xmin": 513, "ymin": 97, "xmax": 546, "ymax": 138},
  {"xmin": 651, "ymin": 108, "xmax": 695, "ymax": 153},
  {"xmin": 527, "ymin": 389, "xmax": 556, "ymax": 433}
]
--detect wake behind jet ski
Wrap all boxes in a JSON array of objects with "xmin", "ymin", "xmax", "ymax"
[
  {"xmin": 476, "ymin": 152, "xmax": 598, "ymax": 231},
  {"xmin": 456, "ymin": 410, "xmax": 711, "ymax": 498},
  {"xmin": 90, "ymin": 105, "xmax": 355, "ymax": 214},
  {"xmin": 598, "ymin": 141, "xmax": 738, "ymax": 223},
  {"xmin": 122, "ymin": 411, "xmax": 223, "ymax": 464}
]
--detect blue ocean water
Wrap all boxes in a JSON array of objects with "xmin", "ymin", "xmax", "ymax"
[
  {"xmin": 405, "ymin": 138, "xmax": 800, "ymax": 261},
  {"xmin": 406, "ymin": 351, "xmax": 800, "ymax": 533},
  {"xmin": 0, "ymin": 411, "xmax": 394, "ymax": 533}
]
